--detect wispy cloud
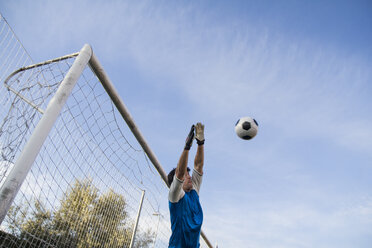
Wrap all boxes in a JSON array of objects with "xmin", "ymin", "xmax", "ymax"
[
  {"xmin": 2, "ymin": 1, "xmax": 372, "ymax": 247},
  {"xmin": 204, "ymin": 195, "xmax": 372, "ymax": 247}
]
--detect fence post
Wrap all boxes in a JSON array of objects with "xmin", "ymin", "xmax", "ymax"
[{"xmin": 129, "ymin": 190, "xmax": 146, "ymax": 248}]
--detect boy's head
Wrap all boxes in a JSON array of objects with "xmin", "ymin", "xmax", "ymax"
[{"xmin": 168, "ymin": 167, "xmax": 190, "ymax": 186}]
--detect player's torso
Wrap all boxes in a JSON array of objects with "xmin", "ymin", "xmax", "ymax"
[{"xmin": 169, "ymin": 190, "xmax": 203, "ymax": 248}]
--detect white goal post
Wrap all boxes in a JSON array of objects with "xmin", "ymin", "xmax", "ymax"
[
  {"xmin": 0, "ymin": 43, "xmax": 213, "ymax": 248},
  {"xmin": 0, "ymin": 44, "xmax": 92, "ymax": 223}
]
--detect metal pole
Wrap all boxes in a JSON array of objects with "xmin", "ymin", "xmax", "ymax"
[
  {"xmin": 89, "ymin": 54, "xmax": 169, "ymax": 186},
  {"xmin": 201, "ymin": 231, "xmax": 214, "ymax": 248},
  {"xmin": 89, "ymin": 53, "xmax": 214, "ymax": 248},
  {"xmin": 152, "ymin": 212, "xmax": 161, "ymax": 248},
  {"xmin": 129, "ymin": 190, "xmax": 145, "ymax": 248},
  {"xmin": 0, "ymin": 44, "xmax": 92, "ymax": 224}
]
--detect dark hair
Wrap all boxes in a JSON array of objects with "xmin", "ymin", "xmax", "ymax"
[{"xmin": 168, "ymin": 167, "xmax": 190, "ymax": 186}]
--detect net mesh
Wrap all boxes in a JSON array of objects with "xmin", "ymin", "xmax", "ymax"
[{"xmin": 0, "ymin": 14, "xmax": 210, "ymax": 248}]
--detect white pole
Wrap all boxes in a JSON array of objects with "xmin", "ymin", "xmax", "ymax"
[
  {"xmin": 129, "ymin": 190, "xmax": 145, "ymax": 248},
  {"xmin": 0, "ymin": 44, "xmax": 92, "ymax": 224},
  {"xmin": 152, "ymin": 212, "xmax": 161, "ymax": 248}
]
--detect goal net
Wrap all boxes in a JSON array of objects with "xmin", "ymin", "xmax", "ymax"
[{"xmin": 0, "ymin": 15, "xmax": 212, "ymax": 248}]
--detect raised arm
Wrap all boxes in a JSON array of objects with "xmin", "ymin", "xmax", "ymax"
[
  {"xmin": 194, "ymin": 122, "xmax": 204, "ymax": 174},
  {"xmin": 176, "ymin": 125, "xmax": 195, "ymax": 180}
]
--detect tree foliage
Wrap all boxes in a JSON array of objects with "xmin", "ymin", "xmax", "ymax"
[{"xmin": 3, "ymin": 179, "xmax": 154, "ymax": 248}]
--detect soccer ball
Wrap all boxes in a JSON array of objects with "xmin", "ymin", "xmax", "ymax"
[{"xmin": 235, "ymin": 117, "xmax": 259, "ymax": 140}]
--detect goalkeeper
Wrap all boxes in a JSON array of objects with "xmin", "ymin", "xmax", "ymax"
[{"xmin": 167, "ymin": 122, "xmax": 205, "ymax": 248}]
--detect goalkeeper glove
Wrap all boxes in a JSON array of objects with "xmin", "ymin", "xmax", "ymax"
[
  {"xmin": 184, "ymin": 125, "xmax": 195, "ymax": 150},
  {"xmin": 195, "ymin": 122, "xmax": 205, "ymax": 145}
]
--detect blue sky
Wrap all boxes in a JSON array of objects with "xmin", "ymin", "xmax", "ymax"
[{"xmin": 1, "ymin": 0, "xmax": 372, "ymax": 247}]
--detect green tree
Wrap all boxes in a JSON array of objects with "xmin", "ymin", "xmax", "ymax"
[
  {"xmin": 20, "ymin": 200, "xmax": 53, "ymax": 247},
  {"xmin": 4, "ymin": 179, "xmax": 154, "ymax": 248},
  {"xmin": 51, "ymin": 180, "xmax": 99, "ymax": 247}
]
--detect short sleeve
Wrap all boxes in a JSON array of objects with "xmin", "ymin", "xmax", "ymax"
[
  {"xmin": 168, "ymin": 175, "xmax": 185, "ymax": 203},
  {"xmin": 192, "ymin": 169, "xmax": 203, "ymax": 195}
]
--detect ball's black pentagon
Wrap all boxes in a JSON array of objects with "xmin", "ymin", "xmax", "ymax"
[
  {"xmin": 235, "ymin": 119, "xmax": 240, "ymax": 126},
  {"xmin": 253, "ymin": 119, "xmax": 258, "ymax": 126},
  {"xmin": 242, "ymin": 121, "xmax": 251, "ymax": 130},
  {"xmin": 242, "ymin": 135, "xmax": 252, "ymax": 140}
]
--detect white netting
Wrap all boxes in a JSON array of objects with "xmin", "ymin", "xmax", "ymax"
[
  {"xmin": 0, "ymin": 14, "xmax": 211, "ymax": 248},
  {"xmin": 0, "ymin": 14, "xmax": 33, "ymax": 186}
]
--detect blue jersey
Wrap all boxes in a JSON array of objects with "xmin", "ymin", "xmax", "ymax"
[{"xmin": 169, "ymin": 189, "xmax": 203, "ymax": 248}]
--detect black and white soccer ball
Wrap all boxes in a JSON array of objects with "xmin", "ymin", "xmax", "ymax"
[{"xmin": 235, "ymin": 117, "xmax": 259, "ymax": 140}]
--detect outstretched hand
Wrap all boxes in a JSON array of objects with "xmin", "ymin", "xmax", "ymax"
[
  {"xmin": 184, "ymin": 125, "xmax": 195, "ymax": 150},
  {"xmin": 195, "ymin": 122, "xmax": 205, "ymax": 145}
]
